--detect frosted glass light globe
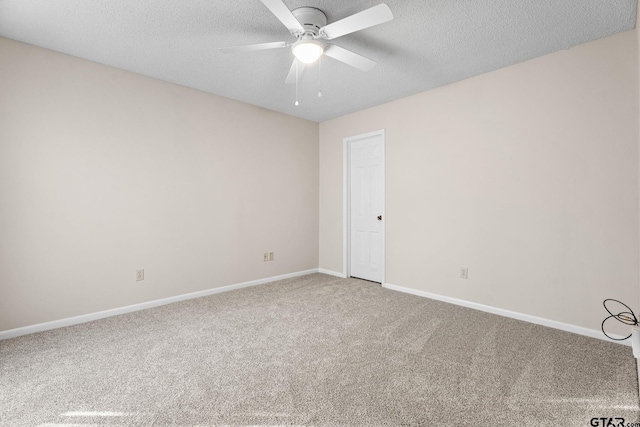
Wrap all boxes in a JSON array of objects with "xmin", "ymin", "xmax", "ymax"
[{"xmin": 292, "ymin": 41, "xmax": 324, "ymax": 64}]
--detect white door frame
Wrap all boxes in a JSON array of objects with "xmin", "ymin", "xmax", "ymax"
[{"xmin": 343, "ymin": 129, "xmax": 385, "ymax": 283}]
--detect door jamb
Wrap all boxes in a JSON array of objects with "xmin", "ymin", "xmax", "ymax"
[{"xmin": 342, "ymin": 129, "xmax": 386, "ymax": 284}]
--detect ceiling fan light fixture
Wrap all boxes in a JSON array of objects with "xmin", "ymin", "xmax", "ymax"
[{"xmin": 292, "ymin": 40, "xmax": 324, "ymax": 64}]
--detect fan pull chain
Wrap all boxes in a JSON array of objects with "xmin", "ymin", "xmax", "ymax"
[
  {"xmin": 294, "ymin": 60, "xmax": 299, "ymax": 106},
  {"xmin": 318, "ymin": 56, "xmax": 322, "ymax": 98}
]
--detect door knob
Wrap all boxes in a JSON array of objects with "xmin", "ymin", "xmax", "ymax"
[{"xmin": 377, "ymin": 215, "xmax": 382, "ymax": 221}]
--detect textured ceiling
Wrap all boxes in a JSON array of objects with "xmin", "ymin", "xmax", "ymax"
[{"xmin": 0, "ymin": 0, "xmax": 637, "ymax": 122}]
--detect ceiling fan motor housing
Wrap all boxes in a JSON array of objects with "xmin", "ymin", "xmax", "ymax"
[{"xmin": 292, "ymin": 7, "xmax": 327, "ymax": 37}]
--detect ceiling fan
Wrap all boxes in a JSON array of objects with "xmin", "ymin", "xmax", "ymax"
[{"xmin": 219, "ymin": 0, "xmax": 394, "ymax": 85}]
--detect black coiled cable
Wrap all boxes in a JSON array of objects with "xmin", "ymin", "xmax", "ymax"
[{"xmin": 601, "ymin": 299, "xmax": 638, "ymax": 341}]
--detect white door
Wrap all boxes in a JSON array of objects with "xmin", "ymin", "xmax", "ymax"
[{"xmin": 348, "ymin": 131, "xmax": 384, "ymax": 283}]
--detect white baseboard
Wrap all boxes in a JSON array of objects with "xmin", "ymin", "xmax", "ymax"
[
  {"xmin": 0, "ymin": 269, "xmax": 319, "ymax": 341},
  {"xmin": 382, "ymin": 282, "xmax": 629, "ymax": 346},
  {"xmin": 318, "ymin": 268, "xmax": 347, "ymax": 278}
]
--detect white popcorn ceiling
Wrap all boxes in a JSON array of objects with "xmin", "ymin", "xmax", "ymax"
[{"xmin": 0, "ymin": 0, "xmax": 636, "ymax": 122}]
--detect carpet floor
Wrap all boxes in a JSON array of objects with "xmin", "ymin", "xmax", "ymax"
[{"xmin": 1, "ymin": 273, "xmax": 638, "ymax": 426}]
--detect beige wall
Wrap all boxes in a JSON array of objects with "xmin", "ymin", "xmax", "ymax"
[
  {"xmin": 320, "ymin": 29, "xmax": 639, "ymax": 331},
  {"xmin": 0, "ymin": 38, "xmax": 319, "ymax": 331}
]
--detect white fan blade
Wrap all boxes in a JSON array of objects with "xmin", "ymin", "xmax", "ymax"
[
  {"xmin": 219, "ymin": 41, "xmax": 286, "ymax": 54},
  {"xmin": 323, "ymin": 45, "xmax": 376, "ymax": 72},
  {"xmin": 285, "ymin": 59, "xmax": 306, "ymax": 84},
  {"xmin": 320, "ymin": 4, "xmax": 393, "ymax": 40},
  {"xmin": 260, "ymin": 0, "xmax": 304, "ymax": 34}
]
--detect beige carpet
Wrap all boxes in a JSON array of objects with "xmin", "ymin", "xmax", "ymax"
[{"xmin": 1, "ymin": 273, "xmax": 638, "ymax": 426}]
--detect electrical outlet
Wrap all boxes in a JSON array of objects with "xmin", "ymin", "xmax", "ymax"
[
  {"xmin": 460, "ymin": 267, "xmax": 468, "ymax": 279},
  {"xmin": 136, "ymin": 269, "xmax": 144, "ymax": 281},
  {"xmin": 263, "ymin": 252, "xmax": 269, "ymax": 262},
  {"xmin": 269, "ymin": 252, "xmax": 274, "ymax": 261}
]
